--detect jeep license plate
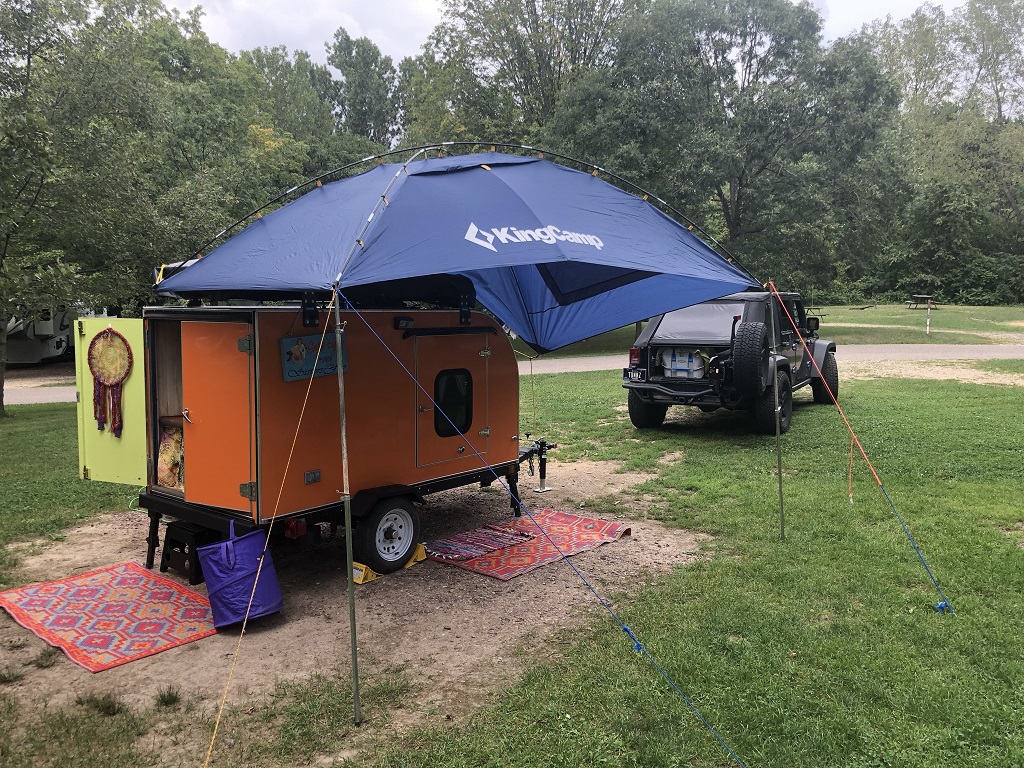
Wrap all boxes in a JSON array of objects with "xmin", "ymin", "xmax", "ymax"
[{"xmin": 624, "ymin": 368, "xmax": 646, "ymax": 382}]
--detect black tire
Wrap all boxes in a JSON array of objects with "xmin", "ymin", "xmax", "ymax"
[
  {"xmin": 354, "ymin": 497, "xmax": 421, "ymax": 574},
  {"xmin": 754, "ymin": 370, "xmax": 792, "ymax": 434},
  {"xmin": 627, "ymin": 390, "xmax": 667, "ymax": 428},
  {"xmin": 811, "ymin": 351, "xmax": 839, "ymax": 404},
  {"xmin": 733, "ymin": 322, "xmax": 771, "ymax": 398}
]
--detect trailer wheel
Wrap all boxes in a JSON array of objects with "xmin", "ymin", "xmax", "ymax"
[{"xmin": 355, "ymin": 497, "xmax": 420, "ymax": 574}]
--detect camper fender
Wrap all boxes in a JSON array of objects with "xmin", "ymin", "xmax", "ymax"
[{"xmin": 350, "ymin": 485, "xmax": 424, "ymax": 519}]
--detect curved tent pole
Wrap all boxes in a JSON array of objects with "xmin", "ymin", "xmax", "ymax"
[{"xmin": 334, "ymin": 146, "xmax": 435, "ymax": 283}]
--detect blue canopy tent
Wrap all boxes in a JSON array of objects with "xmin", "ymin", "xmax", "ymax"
[{"xmin": 156, "ymin": 151, "xmax": 757, "ymax": 351}]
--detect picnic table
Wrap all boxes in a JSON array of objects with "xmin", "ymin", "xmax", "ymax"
[{"xmin": 906, "ymin": 294, "xmax": 938, "ymax": 309}]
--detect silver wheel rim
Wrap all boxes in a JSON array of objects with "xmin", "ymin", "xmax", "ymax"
[{"xmin": 374, "ymin": 508, "xmax": 414, "ymax": 562}]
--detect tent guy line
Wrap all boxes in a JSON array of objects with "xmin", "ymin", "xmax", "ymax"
[{"xmin": 769, "ymin": 281, "xmax": 954, "ymax": 614}]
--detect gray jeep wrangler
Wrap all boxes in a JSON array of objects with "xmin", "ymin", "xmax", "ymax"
[{"xmin": 622, "ymin": 291, "xmax": 838, "ymax": 433}]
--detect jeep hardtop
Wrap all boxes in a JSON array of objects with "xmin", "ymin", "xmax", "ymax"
[{"xmin": 622, "ymin": 291, "xmax": 838, "ymax": 433}]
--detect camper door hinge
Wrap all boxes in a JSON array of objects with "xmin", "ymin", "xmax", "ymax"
[
  {"xmin": 237, "ymin": 335, "xmax": 254, "ymax": 355},
  {"xmin": 478, "ymin": 347, "xmax": 491, "ymax": 357},
  {"xmin": 77, "ymin": 320, "xmax": 86, "ymax": 336},
  {"xmin": 239, "ymin": 481, "xmax": 257, "ymax": 500},
  {"xmin": 478, "ymin": 427, "xmax": 491, "ymax": 437},
  {"xmin": 82, "ymin": 466, "xmax": 90, "ymax": 480}
]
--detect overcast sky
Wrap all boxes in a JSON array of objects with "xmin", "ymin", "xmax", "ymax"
[{"xmin": 162, "ymin": 0, "xmax": 964, "ymax": 65}]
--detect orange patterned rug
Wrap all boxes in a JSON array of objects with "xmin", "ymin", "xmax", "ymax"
[
  {"xmin": 0, "ymin": 561, "xmax": 216, "ymax": 672},
  {"xmin": 427, "ymin": 509, "xmax": 631, "ymax": 580}
]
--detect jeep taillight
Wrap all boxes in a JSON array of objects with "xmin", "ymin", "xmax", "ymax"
[{"xmin": 629, "ymin": 347, "xmax": 641, "ymax": 367}]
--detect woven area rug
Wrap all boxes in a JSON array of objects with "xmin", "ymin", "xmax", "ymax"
[
  {"xmin": 428, "ymin": 509, "xmax": 631, "ymax": 580},
  {"xmin": 0, "ymin": 561, "xmax": 216, "ymax": 672},
  {"xmin": 424, "ymin": 523, "xmax": 535, "ymax": 561}
]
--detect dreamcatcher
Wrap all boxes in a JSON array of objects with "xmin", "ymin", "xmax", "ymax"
[{"xmin": 88, "ymin": 327, "xmax": 133, "ymax": 438}]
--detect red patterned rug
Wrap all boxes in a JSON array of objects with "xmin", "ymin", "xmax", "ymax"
[
  {"xmin": 428, "ymin": 509, "xmax": 631, "ymax": 580},
  {"xmin": 0, "ymin": 561, "xmax": 217, "ymax": 672}
]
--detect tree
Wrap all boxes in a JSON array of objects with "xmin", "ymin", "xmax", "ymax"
[
  {"xmin": 399, "ymin": 29, "xmax": 529, "ymax": 146},
  {"xmin": 440, "ymin": 0, "xmax": 624, "ymax": 128},
  {"xmin": 401, "ymin": 0, "xmax": 625, "ymax": 144},
  {"xmin": 863, "ymin": 4, "xmax": 961, "ymax": 112},
  {"xmin": 327, "ymin": 27, "xmax": 401, "ymax": 146},
  {"xmin": 546, "ymin": 0, "xmax": 900, "ymax": 292},
  {"xmin": 889, "ymin": 180, "xmax": 1021, "ymax": 303},
  {"xmin": 959, "ymin": 0, "xmax": 1024, "ymax": 121},
  {"xmin": 242, "ymin": 45, "xmax": 384, "ymax": 175}
]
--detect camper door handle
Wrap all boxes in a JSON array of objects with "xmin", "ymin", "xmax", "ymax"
[
  {"xmin": 181, "ymin": 408, "xmax": 193, "ymax": 424},
  {"xmin": 418, "ymin": 405, "xmax": 433, "ymax": 413}
]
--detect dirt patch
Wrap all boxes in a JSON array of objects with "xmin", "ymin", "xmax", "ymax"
[
  {"xmin": 0, "ymin": 460, "xmax": 703, "ymax": 740},
  {"xmin": 838, "ymin": 359, "xmax": 1024, "ymax": 387}
]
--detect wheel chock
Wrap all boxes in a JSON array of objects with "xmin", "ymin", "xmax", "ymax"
[
  {"xmin": 351, "ymin": 562, "xmax": 380, "ymax": 584},
  {"xmin": 404, "ymin": 543, "xmax": 427, "ymax": 569},
  {"xmin": 352, "ymin": 544, "xmax": 427, "ymax": 584}
]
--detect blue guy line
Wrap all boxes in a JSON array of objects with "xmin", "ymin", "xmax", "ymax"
[
  {"xmin": 335, "ymin": 290, "xmax": 748, "ymax": 768},
  {"xmin": 879, "ymin": 484, "xmax": 954, "ymax": 614}
]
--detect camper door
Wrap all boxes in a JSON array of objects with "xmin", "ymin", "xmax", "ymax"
[
  {"xmin": 75, "ymin": 317, "xmax": 146, "ymax": 485},
  {"xmin": 179, "ymin": 321, "xmax": 256, "ymax": 514},
  {"xmin": 413, "ymin": 333, "xmax": 491, "ymax": 469}
]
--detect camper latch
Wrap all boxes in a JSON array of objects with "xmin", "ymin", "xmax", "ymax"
[
  {"xmin": 237, "ymin": 335, "xmax": 254, "ymax": 355},
  {"xmin": 478, "ymin": 347, "xmax": 491, "ymax": 357},
  {"xmin": 478, "ymin": 427, "xmax": 491, "ymax": 437},
  {"xmin": 239, "ymin": 482, "xmax": 257, "ymax": 500}
]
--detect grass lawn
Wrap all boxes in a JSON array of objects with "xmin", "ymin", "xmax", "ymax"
[{"xmin": 1, "ymin": 372, "xmax": 1023, "ymax": 767}]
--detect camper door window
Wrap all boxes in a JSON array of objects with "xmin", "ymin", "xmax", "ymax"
[{"xmin": 434, "ymin": 369, "xmax": 473, "ymax": 437}]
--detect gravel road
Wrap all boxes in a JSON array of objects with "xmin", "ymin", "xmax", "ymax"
[{"xmin": 5, "ymin": 344, "xmax": 1024, "ymax": 405}]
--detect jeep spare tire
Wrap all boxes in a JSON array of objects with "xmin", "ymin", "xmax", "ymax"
[{"xmin": 733, "ymin": 321, "xmax": 771, "ymax": 398}]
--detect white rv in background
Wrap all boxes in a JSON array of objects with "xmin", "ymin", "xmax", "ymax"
[{"xmin": 5, "ymin": 307, "xmax": 75, "ymax": 365}]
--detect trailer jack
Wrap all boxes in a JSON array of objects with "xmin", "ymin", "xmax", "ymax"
[{"xmin": 519, "ymin": 434, "xmax": 558, "ymax": 495}]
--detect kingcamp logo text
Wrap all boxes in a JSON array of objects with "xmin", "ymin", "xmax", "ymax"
[{"xmin": 465, "ymin": 222, "xmax": 604, "ymax": 252}]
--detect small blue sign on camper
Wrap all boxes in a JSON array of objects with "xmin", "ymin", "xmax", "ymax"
[{"xmin": 279, "ymin": 334, "xmax": 346, "ymax": 381}]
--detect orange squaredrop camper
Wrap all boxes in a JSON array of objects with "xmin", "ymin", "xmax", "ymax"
[{"xmin": 77, "ymin": 302, "xmax": 546, "ymax": 574}]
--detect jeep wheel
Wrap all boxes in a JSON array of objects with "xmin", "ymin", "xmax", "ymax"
[
  {"xmin": 754, "ymin": 371, "xmax": 792, "ymax": 434},
  {"xmin": 811, "ymin": 351, "xmax": 839, "ymax": 404},
  {"xmin": 733, "ymin": 321, "xmax": 771, "ymax": 398},
  {"xmin": 628, "ymin": 390, "xmax": 668, "ymax": 428}
]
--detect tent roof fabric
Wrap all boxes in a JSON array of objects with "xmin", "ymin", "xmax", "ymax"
[{"xmin": 156, "ymin": 151, "xmax": 758, "ymax": 351}]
